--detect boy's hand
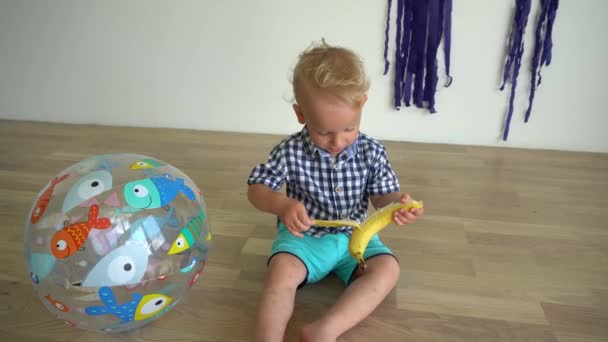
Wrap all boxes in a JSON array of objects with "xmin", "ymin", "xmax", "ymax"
[
  {"xmin": 278, "ymin": 198, "xmax": 313, "ymax": 238},
  {"xmin": 393, "ymin": 193, "xmax": 424, "ymax": 226}
]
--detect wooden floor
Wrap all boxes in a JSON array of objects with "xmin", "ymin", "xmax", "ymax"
[{"xmin": 1, "ymin": 119, "xmax": 607, "ymax": 342}]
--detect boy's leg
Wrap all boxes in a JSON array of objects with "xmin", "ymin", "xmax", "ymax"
[
  {"xmin": 300, "ymin": 255, "xmax": 400, "ymax": 342},
  {"xmin": 256, "ymin": 253, "xmax": 308, "ymax": 342}
]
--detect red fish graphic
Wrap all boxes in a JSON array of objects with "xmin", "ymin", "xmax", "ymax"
[
  {"xmin": 30, "ymin": 173, "xmax": 70, "ymax": 224},
  {"xmin": 51, "ymin": 205, "xmax": 111, "ymax": 259}
]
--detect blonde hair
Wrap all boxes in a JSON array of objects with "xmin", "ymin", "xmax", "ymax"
[{"xmin": 292, "ymin": 39, "xmax": 369, "ymax": 107}]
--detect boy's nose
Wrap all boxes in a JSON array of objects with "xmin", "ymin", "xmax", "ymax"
[
  {"xmin": 331, "ymin": 139, "xmax": 342, "ymax": 149},
  {"xmin": 330, "ymin": 135, "xmax": 341, "ymax": 147}
]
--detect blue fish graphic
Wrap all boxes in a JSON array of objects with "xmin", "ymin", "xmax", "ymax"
[
  {"xmin": 85, "ymin": 286, "xmax": 172, "ymax": 322},
  {"xmin": 123, "ymin": 175, "xmax": 196, "ymax": 209}
]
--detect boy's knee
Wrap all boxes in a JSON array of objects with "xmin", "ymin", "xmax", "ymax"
[
  {"xmin": 367, "ymin": 255, "xmax": 400, "ymax": 282},
  {"xmin": 386, "ymin": 258, "xmax": 401, "ymax": 281},
  {"xmin": 266, "ymin": 253, "xmax": 308, "ymax": 290}
]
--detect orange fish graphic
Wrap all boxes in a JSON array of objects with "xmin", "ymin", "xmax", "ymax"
[
  {"xmin": 30, "ymin": 173, "xmax": 70, "ymax": 224},
  {"xmin": 51, "ymin": 205, "xmax": 111, "ymax": 259},
  {"xmin": 45, "ymin": 293, "xmax": 70, "ymax": 312}
]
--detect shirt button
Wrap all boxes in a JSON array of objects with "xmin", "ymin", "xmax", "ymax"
[
  {"xmin": 335, "ymin": 186, "xmax": 342, "ymax": 193},
  {"xmin": 340, "ymin": 212, "xmax": 347, "ymax": 219},
  {"xmin": 333, "ymin": 163, "xmax": 340, "ymax": 170}
]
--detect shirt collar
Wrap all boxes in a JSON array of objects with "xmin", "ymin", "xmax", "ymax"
[{"xmin": 301, "ymin": 125, "xmax": 360, "ymax": 161}]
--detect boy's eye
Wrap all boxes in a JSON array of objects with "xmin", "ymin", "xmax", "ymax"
[{"xmin": 345, "ymin": 128, "xmax": 355, "ymax": 132}]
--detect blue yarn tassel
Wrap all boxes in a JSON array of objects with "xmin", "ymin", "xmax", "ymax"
[
  {"xmin": 384, "ymin": 0, "xmax": 452, "ymax": 113},
  {"xmin": 525, "ymin": 0, "xmax": 559, "ymax": 123},
  {"xmin": 500, "ymin": 0, "xmax": 532, "ymax": 141}
]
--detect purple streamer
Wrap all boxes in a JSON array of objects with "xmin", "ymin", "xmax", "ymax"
[
  {"xmin": 423, "ymin": 0, "xmax": 441, "ymax": 113},
  {"xmin": 411, "ymin": 0, "xmax": 429, "ymax": 108},
  {"xmin": 386, "ymin": 0, "xmax": 452, "ymax": 113},
  {"xmin": 524, "ymin": 0, "xmax": 558, "ymax": 122},
  {"xmin": 393, "ymin": 0, "xmax": 406, "ymax": 108},
  {"xmin": 544, "ymin": 4, "xmax": 558, "ymax": 66},
  {"xmin": 500, "ymin": 0, "xmax": 532, "ymax": 141},
  {"xmin": 383, "ymin": 0, "xmax": 393, "ymax": 75},
  {"xmin": 442, "ymin": 0, "xmax": 453, "ymax": 86},
  {"xmin": 501, "ymin": 0, "xmax": 559, "ymax": 140},
  {"xmin": 524, "ymin": 0, "xmax": 549, "ymax": 122},
  {"xmin": 401, "ymin": 0, "xmax": 413, "ymax": 107},
  {"xmin": 537, "ymin": 0, "xmax": 559, "ymax": 84}
]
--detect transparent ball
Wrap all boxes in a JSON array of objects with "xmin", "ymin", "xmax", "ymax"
[{"xmin": 24, "ymin": 154, "xmax": 211, "ymax": 332}]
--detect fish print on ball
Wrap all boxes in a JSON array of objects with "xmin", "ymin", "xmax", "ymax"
[{"xmin": 124, "ymin": 175, "xmax": 196, "ymax": 209}]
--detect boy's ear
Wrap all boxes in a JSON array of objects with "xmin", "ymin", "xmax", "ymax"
[
  {"xmin": 359, "ymin": 94, "xmax": 368, "ymax": 111},
  {"xmin": 293, "ymin": 104, "xmax": 306, "ymax": 124}
]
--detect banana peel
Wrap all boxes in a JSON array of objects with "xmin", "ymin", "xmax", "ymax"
[{"xmin": 314, "ymin": 200, "xmax": 424, "ymax": 271}]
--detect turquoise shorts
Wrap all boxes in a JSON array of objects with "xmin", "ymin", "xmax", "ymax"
[{"xmin": 269, "ymin": 223, "xmax": 396, "ymax": 287}]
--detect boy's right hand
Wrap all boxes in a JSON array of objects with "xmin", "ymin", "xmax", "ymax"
[{"xmin": 278, "ymin": 198, "xmax": 313, "ymax": 238}]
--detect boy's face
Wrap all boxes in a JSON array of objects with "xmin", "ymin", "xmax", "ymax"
[{"xmin": 293, "ymin": 88, "xmax": 367, "ymax": 157}]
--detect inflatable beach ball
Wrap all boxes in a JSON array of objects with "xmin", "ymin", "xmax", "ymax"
[{"xmin": 24, "ymin": 154, "xmax": 211, "ymax": 332}]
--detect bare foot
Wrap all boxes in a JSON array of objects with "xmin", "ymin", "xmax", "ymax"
[{"xmin": 299, "ymin": 321, "xmax": 336, "ymax": 342}]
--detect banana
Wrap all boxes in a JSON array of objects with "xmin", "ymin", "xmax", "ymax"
[{"xmin": 314, "ymin": 200, "xmax": 424, "ymax": 271}]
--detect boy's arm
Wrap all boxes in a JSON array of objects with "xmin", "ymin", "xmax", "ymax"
[
  {"xmin": 370, "ymin": 192, "xmax": 423, "ymax": 226},
  {"xmin": 366, "ymin": 145, "xmax": 423, "ymax": 226},
  {"xmin": 370, "ymin": 192, "xmax": 403, "ymax": 210},
  {"xmin": 247, "ymin": 184, "xmax": 313, "ymax": 238},
  {"xmin": 247, "ymin": 184, "xmax": 291, "ymax": 216}
]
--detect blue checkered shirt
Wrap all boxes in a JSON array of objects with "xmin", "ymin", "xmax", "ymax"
[{"xmin": 247, "ymin": 126, "xmax": 400, "ymax": 237}]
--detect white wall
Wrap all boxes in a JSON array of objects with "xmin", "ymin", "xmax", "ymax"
[{"xmin": 0, "ymin": 0, "xmax": 606, "ymax": 152}]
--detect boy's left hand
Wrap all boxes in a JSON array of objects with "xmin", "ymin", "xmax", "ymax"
[{"xmin": 393, "ymin": 193, "xmax": 424, "ymax": 226}]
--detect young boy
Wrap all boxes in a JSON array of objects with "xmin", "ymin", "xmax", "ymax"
[{"xmin": 247, "ymin": 40, "xmax": 424, "ymax": 342}]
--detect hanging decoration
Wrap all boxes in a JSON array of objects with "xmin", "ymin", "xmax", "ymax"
[
  {"xmin": 500, "ymin": 0, "xmax": 559, "ymax": 141},
  {"xmin": 383, "ymin": 0, "xmax": 453, "ymax": 114}
]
